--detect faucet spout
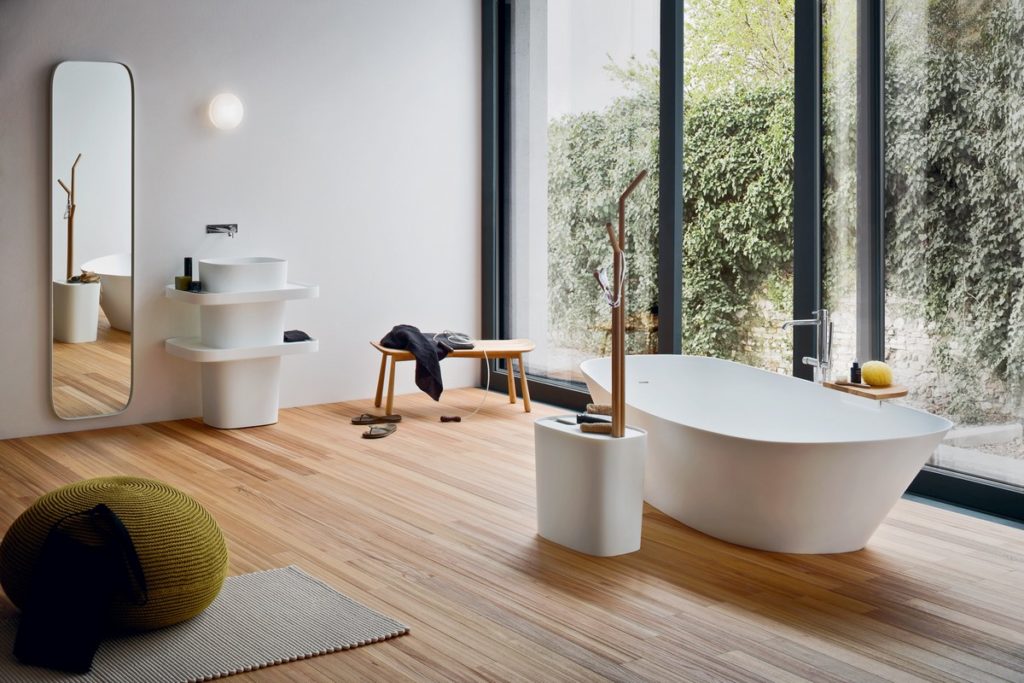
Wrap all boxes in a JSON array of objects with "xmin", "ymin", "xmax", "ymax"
[
  {"xmin": 781, "ymin": 318, "xmax": 816, "ymax": 331},
  {"xmin": 206, "ymin": 223, "xmax": 238, "ymax": 237},
  {"xmin": 782, "ymin": 308, "xmax": 833, "ymax": 383}
]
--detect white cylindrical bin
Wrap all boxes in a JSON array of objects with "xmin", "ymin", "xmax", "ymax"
[
  {"xmin": 52, "ymin": 280, "xmax": 100, "ymax": 343},
  {"xmin": 534, "ymin": 416, "xmax": 647, "ymax": 557}
]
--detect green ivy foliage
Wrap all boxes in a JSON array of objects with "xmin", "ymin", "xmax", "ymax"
[
  {"xmin": 547, "ymin": 82, "xmax": 659, "ymax": 355},
  {"xmin": 885, "ymin": 1, "xmax": 1024, "ymax": 421},
  {"xmin": 681, "ymin": 87, "xmax": 793, "ymax": 358},
  {"xmin": 546, "ymin": 82, "xmax": 794, "ymax": 361},
  {"xmin": 545, "ymin": 0, "xmax": 1023, "ymax": 424}
]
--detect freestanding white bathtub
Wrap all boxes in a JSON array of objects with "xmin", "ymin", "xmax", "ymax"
[
  {"xmin": 580, "ymin": 355, "xmax": 952, "ymax": 553},
  {"xmin": 82, "ymin": 253, "xmax": 132, "ymax": 332}
]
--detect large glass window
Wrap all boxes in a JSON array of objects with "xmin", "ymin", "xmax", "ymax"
[
  {"xmin": 885, "ymin": 0, "xmax": 1024, "ymax": 490},
  {"xmin": 506, "ymin": 0, "xmax": 660, "ymax": 386},
  {"xmin": 485, "ymin": 0, "xmax": 1015, "ymax": 516},
  {"xmin": 681, "ymin": 1, "xmax": 795, "ymax": 373},
  {"xmin": 488, "ymin": 0, "xmax": 1024, "ymax": 516},
  {"xmin": 822, "ymin": 0, "xmax": 858, "ymax": 370}
]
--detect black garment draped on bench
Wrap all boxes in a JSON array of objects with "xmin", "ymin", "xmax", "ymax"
[{"xmin": 379, "ymin": 324, "xmax": 452, "ymax": 401}]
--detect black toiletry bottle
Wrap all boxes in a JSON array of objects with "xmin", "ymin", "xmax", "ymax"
[
  {"xmin": 175, "ymin": 257, "xmax": 193, "ymax": 291},
  {"xmin": 850, "ymin": 360, "xmax": 862, "ymax": 384}
]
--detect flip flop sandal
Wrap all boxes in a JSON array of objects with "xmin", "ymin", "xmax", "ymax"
[
  {"xmin": 351, "ymin": 413, "xmax": 402, "ymax": 425},
  {"xmin": 362, "ymin": 424, "xmax": 397, "ymax": 439}
]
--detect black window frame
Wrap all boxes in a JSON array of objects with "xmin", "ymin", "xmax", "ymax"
[{"xmin": 481, "ymin": 0, "xmax": 1023, "ymax": 523}]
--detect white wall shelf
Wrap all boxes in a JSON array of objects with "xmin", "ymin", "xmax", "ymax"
[
  {"xmin": 165, "ymin": 337, "xmax": 318, "ymax": 363},
  {"xmin": 164, "ymin": 282, "xmax": 318, "ymax": 306}
]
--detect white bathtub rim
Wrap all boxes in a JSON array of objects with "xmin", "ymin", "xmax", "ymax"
[
  {"xmin": 580, "ymin": 354, "xmax": 953, "ymax": 447},
  {"xmin": 82, "ymin": 252, "xmax": 132, "ymax": 277},
  {"xmin": 615, "ymin": 400, "xmax": 950, "ymax": 452}
]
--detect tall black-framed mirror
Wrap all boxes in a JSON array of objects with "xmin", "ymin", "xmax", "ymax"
[{"xmin": 50, "ymin": 61, "xmax": 133, "ymax": 419}]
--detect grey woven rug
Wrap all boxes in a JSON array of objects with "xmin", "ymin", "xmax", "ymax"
[{"xmin": 0, "ymin": 566, "xmax": 409, "ymax": 682}]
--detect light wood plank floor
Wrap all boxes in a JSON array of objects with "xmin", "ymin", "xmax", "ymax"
[
  {"xmin": 1, "ymin": 389, "xmax": 1022, "ymax": 682},
  {"xmin": 52, "ymin": 310, "xmax": 131, "ymax": 418}
]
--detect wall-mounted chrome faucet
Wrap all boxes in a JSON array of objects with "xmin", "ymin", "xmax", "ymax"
[
  {"xmin": 782, "ymin": 308, "xmax": 833, "ymax": 383},
  {"xmin": 206, "ymin": 223, "xmax": 237, "ymax": 237}
]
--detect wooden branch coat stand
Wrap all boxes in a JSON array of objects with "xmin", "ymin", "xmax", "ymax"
[
  {"xmin": 606, "ymin": 169, "xmax": 647, "ymax": 438},
  {"xmin": 57, "ymin": 153, "xmax": 82, "ymax": 282}
]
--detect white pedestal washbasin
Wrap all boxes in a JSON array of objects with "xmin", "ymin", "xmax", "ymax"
[
  {"xmin": 199, "ymin": 256, "xmax": 287, "ymax": 293},
  {"xmin": 164, "ymin": 257, "xmax": 317, "ymax": 429},
  {"xmin": 198, "ymin": 257, "xmax": 288, "ymax": 349}
]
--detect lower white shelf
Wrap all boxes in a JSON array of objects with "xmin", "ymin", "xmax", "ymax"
[{"xmin": 165, "ymin": 337, "xmax": 318, "ymax": 363}]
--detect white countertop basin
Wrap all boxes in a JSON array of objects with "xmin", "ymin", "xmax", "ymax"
[{"xmin": 199, "ymin": 256, "xmax": 287, "ymax": 293}]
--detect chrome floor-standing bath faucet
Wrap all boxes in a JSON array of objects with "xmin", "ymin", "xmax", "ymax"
[{"xmin": 782, "ymin": 308, "xmax": 833, "ymax": 383}]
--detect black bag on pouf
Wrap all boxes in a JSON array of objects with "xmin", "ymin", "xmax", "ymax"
[{"xmin": 13, "ymin": 504, "xmax": 147, "ymax": 673}]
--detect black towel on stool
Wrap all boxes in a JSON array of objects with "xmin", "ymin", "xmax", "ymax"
[{"xmin": 380, "ymin": 324, "xmax": 451, "ymax": 401}]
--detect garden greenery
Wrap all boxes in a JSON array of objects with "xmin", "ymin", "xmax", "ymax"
[
  {"xmin": 885, "ymin": 0, "xmax": 1024, "ymax": 421},
  {"xmin": 547, "ymin": 0, "xmax": 1021, "ymax": 423},
  {"xmin": 547, "ymin": 70, "xmax": 793, "ymax": 362}
]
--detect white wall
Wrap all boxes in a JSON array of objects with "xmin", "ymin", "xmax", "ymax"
[
  {"xmin": 0, "ymin": 0, "xmax": 481, "ymax": 440},
  {"xmin": 51, "ymin": 61, "xmax": 133, "ymax": 280}
]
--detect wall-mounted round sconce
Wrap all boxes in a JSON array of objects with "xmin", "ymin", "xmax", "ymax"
[{"xmin": 209, "ymin": 93, "xmax": 244, "ymax": 130}]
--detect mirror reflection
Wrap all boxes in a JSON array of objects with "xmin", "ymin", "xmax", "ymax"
[{"xmin": 51, "ymin": 61, "xmax": 133, "ymax": 419}]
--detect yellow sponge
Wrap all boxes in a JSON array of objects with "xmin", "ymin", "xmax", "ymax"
[{"xmin": 862, "ymin": 361, "xmax": 893, "ymax": 387}]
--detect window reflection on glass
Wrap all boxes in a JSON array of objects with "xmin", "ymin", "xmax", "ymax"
[
  {"xmin": 885, "ymin": 0, "xmax": 1024, "ymax": 489},
  {"xmin": 822, "ymin": 0, "xmax": 858, "ymax": 374},
  {"xmin": 507, "ymin": 0, "xmax": 660, "ymax": 385}
]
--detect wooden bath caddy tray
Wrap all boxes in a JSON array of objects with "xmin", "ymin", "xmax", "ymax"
[{"xmin": 823, "ymin": 381, "xmax": 908, "ymax": 400}]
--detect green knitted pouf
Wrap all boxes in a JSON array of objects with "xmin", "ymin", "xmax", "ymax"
[{"xmin": 0, "ymin": 476, "xmax": 228, "ymax": 631}]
